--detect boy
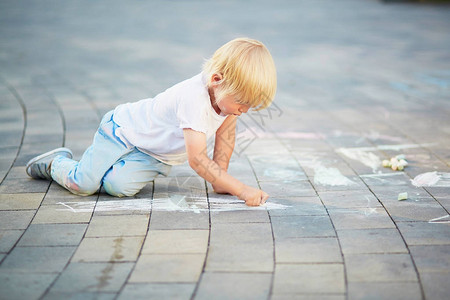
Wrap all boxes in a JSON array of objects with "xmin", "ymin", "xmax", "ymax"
[{"xmin": 26, "ymin": 38, "xmax": 277, "ymax": 206}]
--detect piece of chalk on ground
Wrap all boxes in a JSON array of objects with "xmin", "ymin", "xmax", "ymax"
[{"xmin": 398, "ymin": 192, "xmax": 408, "ymax": 201}]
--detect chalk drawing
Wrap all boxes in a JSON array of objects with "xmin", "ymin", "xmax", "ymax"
[
  {"xmin": 336, "ymin": 143, "xmax": 435, "ymax": 173},
  {"xmin": 336, "ymin": 147, "xmax": 381, "ymax": 173},
  {"xmin": 411, "ymin": 171, "xmax": 450, "ymax": 187},
  {"xmin": 364, "ymin": 196, "xmax": 377, "ymax": 216},
  {"xmin": 428, "ymin": 214, "xmax": 450, "ymax": 224},
  {"xmin": 313, "ymin": 165, "xmax": 355, "ymax": 186},
  {"xmin": 56, "ymin": 197, "xmax": 290, "ymax": 213}
]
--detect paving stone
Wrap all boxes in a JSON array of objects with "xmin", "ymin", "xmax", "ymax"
[
  {"xmin": 259, "ymin": 180, "xmax": 317, "ymax": 197},
  {"xmin": 142, "ymin": 230, "xmax": 208, "ymax": 254},
  {"xmin": 382, "ymin": 198, "xmax": 448, "ymax": 222},
  {"xmin": 397, "ymin": 222, "xmax": 450, "ymax": 245},
  {"xmin": 72, "ymin": 236, "xmax": 144, "ymax": 262},
  {"xmin": 409, "ymin": 245, "xmax": 450, "ymax": 273},
  {"xmin": 318, "ymin": 190, "xmax": 382, "ymax": 209},
  {"xmin": 0, "ymin": 230, "xmax": 24, "ymax": 253},
  {"xmin": 195, "ymin": 272, "xmax": 272, "ymax": 300},
  {"xmin": 328, "ymin": 208, "xmax": 395, "ymax": 230},
  {"xmin": 0, "ymin": 192, "xmax": 44, "ymax": 210},
  {"xmin": 18, "ymin": 224, "xmax": 87, "ymax": 246},
  {"xmin": 268, "ymin": 196, "xmax": 328, "ymax": 217},
  {"xmin": 273, "ymin": 264, "xmax": 345, "ymax": 294},
  {"xmin": 129, "ymin": 254, "xmax": 204, "ymax": 283},
  {"xmin": 347, "ymin": 282, "xmax": 422, "ymax": 300},
  {"xmin": 85, "ymin": 214, "xmax": 149, "ymax": 237},
  {"xmin": 32, "ymin": 204, "xmax": 93, "ymax": 224},
  {"xmin": 206, "ymin": 222, "xmax": 273, "ymax": 272},
  {"xmin": 44, "ymin": 292, "xmax": 116, "ymax": 300},
  {"xmin": 345, "ymin": 254, "xmax": 418, "ymax": 283},
  {"xmin": 50, "ymin": 262, "xmax": 134, "ymax": 293},
  {"xmin": 271, "ymin": 295, "xmax": 345, "ymax": 300},
  {"xmin": 0, "ymin": 246, "xmax": 76, "ymax": 273},
  {"xmin": 420, "ymin": 272, "xmax": 450, "ymax": 300},
  {"xmin": 248, "ymin": 154, "xmax": 307, "ymax": 182},
  {"xmin": 360, "ymin": 172, "xmax": 413, "ymax": 187},
  {"xmin": 0, "ymin": 210, "xmax": 35, "ymax": 230},
  {"xmin": 210, "ymin": 209, "xmax": 270, "ymax": 223},
  {"xmin": 149, "ymin": 211, "xmax": 209, "ymax": 230},
  {"xmin": 118, "ymin": 283, "xmax": 195, "ymax": 300},
  {"xmin": 275, "ymin": 237, "xmax": 342, "ymax": 263},
  {"xmin": 0, "ymin": 177, "xmax": 50, "ymax": 193},
  {"xmin": 337, "ymin": 228, "xmax": 408, "ymax": 254},
  {"xmin": 271, "ymin": 215, "xmax": 336, "ymax": 238},
  {"xmin": 0, "ymin": 271, "xmax": 57, "ymax": 300}
]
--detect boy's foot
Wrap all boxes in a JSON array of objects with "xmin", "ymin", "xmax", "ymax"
[{"xmin": 26, "ymin": 147, "xmax": 73, "ymax": 180}]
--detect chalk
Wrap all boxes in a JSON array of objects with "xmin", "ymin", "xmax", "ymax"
[
  {"xmin": 397, "ymin": 192, "xmax": 408, "ymax": 201},
  {"xmin": 382, "ymin": 154, "xmax": 408, "ymax": 171}
]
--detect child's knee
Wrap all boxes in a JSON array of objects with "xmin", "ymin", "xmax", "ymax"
[{"xmin": 102, "ymin": 174, "xmax": 140, "ymax": 197}]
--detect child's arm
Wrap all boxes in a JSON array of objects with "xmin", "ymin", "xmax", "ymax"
[
  {"xmin": 211, "ymin": 116, "xmax": 237, "ymax": 194},
  {"xmin": 183, "ymin": 128, "xmax": 268, "ymax": 206}
]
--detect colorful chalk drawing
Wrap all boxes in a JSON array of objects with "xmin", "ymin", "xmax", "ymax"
[
  {"xmin": 411, "ymin": 171, "xmax": 450, "ymax": 187},
  {"xmin": 56, "ymin": 197, "xmax": 290, "ymax": 213}
]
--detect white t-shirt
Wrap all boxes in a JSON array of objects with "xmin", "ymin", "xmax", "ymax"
[{"xmin": 113, "ymin": 73, "xmax": 227, "ymax": 165}]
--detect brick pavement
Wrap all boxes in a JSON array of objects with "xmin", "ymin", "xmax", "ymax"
[{"xmin": 0, "ymin": 1, "xmax": 449, "ymax": 299}]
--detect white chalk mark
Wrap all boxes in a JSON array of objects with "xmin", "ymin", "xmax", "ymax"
[
  {"xmin": 428, "ymin": 214, "xmax": 450, "ymax": 224},
  {"xmin": 313, "ymin": 165, "xmax": 355, "ymax": 186},
  {"xmin": 56, "ymin": 201, "xmax": 77, "ymax": 213},
  {"xmin": 411, "ymin": 171, "xmax": 450, "ymax": 187},
  {"xmin": 56, "ymin": 197, "xmax": 289, "ymax": 213},
  {"xmin": 364, "ymin": 196, "xmax": 377, "ymax": 216},
  {"xmin": 336, "ymin": 147, "xmax": 381, "ymax": 173}
]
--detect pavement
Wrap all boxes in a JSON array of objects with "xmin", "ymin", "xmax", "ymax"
[{"xmin": 0, "ymin": 0, "xmax": 449, "ymax": 299}]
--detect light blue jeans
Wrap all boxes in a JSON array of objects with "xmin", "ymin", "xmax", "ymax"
[{"xmin": 51, "ymin": 111, "xmax": 171, "ymax": 197}]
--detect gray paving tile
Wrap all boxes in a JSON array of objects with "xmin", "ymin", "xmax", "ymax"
[
  {"xmin": 318, "ymin": 190, "xmax": 382, "ymax": 209},
  {"xmin": 206, "ymin": 222, "xmax": 273, "ymax": 272},
  {"xmin": 0, "ymin": 210, "xmax": 35, "ymax": 230},
  {"xmin": 0, "ymin": 230, "xmax": 23, "ymax": 255},
  {"xmin": 149, "ymin": 211, "xmax": 209, "ymax": 230},
  {"xmin": 0, "ymin": 178, "xmax": 50, "ymax": 193},
  {"xmin": 273, "ymin": 264, "xmax": 345, "ymax": 294},
  {"xmin": 271, "ymin": 295, "xmax": 345, "ymax": 300},
  {"xmin": 0, "ymin": 271, "xmax": 57, "ymax": 300},
  {"xmin": 44, "ymin": 292, "xmax": 116, "ymax": 300},
  {"xmin": 328, "ymin": 208, "xmax": 395, "ymax": 230},
  {"xmin": 397, "ymin": 222, "xmax": 450, "ymax": 245},
  {"xmin": 347, "ymin": 282, "xmax": 422, "ymax": 300},
  {"xmin": 33, "ymin": 204, "xmax": 93, "ymax": 224},
  {"xmin": 275, "ymin": 237, "xmax": 342, "ymax": 263},
  {"xmin": 142, "ymin": 230, "xmax": 208, "ymax": 254},
  {"xmin": 129, "ymin": 254, "xmax": 204, "ymax": 283},
  {"xmin": 248, "ymin": 154, "xmax": 307, "ymax": 182},
  {"xmin": 0, "ymin": 193, "xmax": 44, "ymax": 210},
  {"xmin": 382, "ymin": 199, "xmax": 448, "ymax": 222},
  {"xmin": 345, "ymin": 254, "xmax": 418, "ymax": 283},
  {"xmin": 18, "ymin": 224, "xmax": 87, "ymax": 246},
  {"xmin": 118, "ymin": 283, "xmax": 195, "ymax": 300},
  {"xmin": 421, "ymin": 272, "xmax": 450, "ymax": 300},
  {"xmin": 50, "ymin": 262, "xmax": 133, "ymax": 293},
  {"xmin": 259, "ymin": 180, "xmax": 317, "ymax": 197},
  {"xmin": 0, "ymin": 246, "xmax": 76, "ymax": 273},
  {"xmin": 85, "ymin": 214, "xmax": 149, "ymax": 237},
  {"xmin": 72, "ymin": 236, "xmax": 144, "ymax": 262},
  {"xmin": 268, "ymin": 196, "xmax": 328, "ymax": 217},
  {"xmin": 210, "ymin": 209, "xmax": 270, "ymax": 223},
  {"xmin": 337, "ymin": 228, "xmax": 408, "ymax": 254},
  {"xmin": 409, "ymin": 245, "xmax": 450, "ymax": 273},
  {"xmin": 271, "ymin": 215, "xmax": 336, "ymax": 238},
  {"xmin": 195, "ymin": 272, "xmax": 272, "ymax": 300}
]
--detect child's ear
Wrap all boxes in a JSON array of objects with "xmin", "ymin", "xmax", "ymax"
[{"xmin": 211, "ymin": 73, "xmax": 223, "ymax": 85}]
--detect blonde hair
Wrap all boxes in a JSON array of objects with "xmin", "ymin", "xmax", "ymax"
[{"xmin": 203, "ymin": 38, "xmax": 277, "ymax": 110}]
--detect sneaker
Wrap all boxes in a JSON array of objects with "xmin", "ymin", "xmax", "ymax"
[{"xmin": 26, "ymin": 147, "xmax": 73, "ymax": 180}]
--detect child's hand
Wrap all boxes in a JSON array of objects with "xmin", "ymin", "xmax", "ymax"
[{"xmin": 238, "ymin": 185, "xmax": 269, "ymax": 206}]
